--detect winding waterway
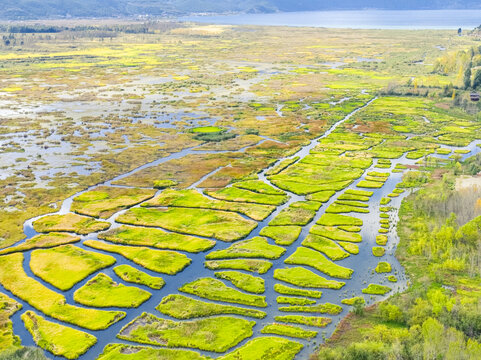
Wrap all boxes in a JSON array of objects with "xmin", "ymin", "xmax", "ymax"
[{"xmin": 3, "ymin": 97, "xmax": 481, "ymax": 360}]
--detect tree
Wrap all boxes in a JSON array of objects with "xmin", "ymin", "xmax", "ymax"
[
  {"xmin": 473, "ymin": 69, "xmax": 481, "ymax": 90},
  {"xmin": 463, "ymin": 64, "xmax": 472, "ymax": 89}
]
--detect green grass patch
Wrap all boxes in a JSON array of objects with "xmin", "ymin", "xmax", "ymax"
[
  {"xmin": 285, "ymin": 247, "xmax": 353, "ymax": 279},
  {"xmin": 153, "ymin": 179, "xmax": 178, "ymax": 189},
  {"xmin": 387, "ymin": 275, "xmax": 398, "ymax": 282},
  {"xmin": 375, "ymin": 261, "xmax": 392, "ymax": 273},
  {"xmin": 345, "ymin": 189, "xmax": 373, "ymax": 197},
  {"xmin": 275, "ymin": 315, "xmax": 332, "ymax": 328},
  {"xmin": 269, "ymin": 206, "xmax": 316, "ymax": 226},
  {"xmin": 326, "ymin": 203, "xmax": 370, "ymax": 214},
  {"xmin": 30, "ymin": 245, "xmax": 116, "ymax": 291},
  {"xmin": 97, "ymin": 344, "xmax": 208, "ymax": 360},
  {"xmin": 206, "ymin": 187, "xmax": 288, "ymax": 206},
  {"xmin": 117, "ymin": 207, "xmax": 257, "ymax": 242},
  {"xmin": 274, "ymin": 284, "xmax": 322, "ymax": 298},
  {"xmin": 317, "ymin": 214, "xmax": 363, "ymax": 226},
  {"xmin": 179, "ymin": 278, "xmax": 267, "ymax": 307},
  {"xmin": 99, "ymin": 225, "xmax": 215, "ymax": 253},
  {"xmin": 380, "ymin": 197, "xmax": 391, "ymax": 205},
  {"xmin": 279, "ymin": 303, "xmax": 342, "ymax": 315},
  {"xmin": 33, "ymin": 213, "xmax": 110, "ymax": 235},
  {"xmin": 362, "ymin": 284, "xmax": 392, "ymax": 295},
  {"xmin": 0, "ymin": 253, "xmax": 124, "ymax": 330},
  {"xmin": 215, "ymin": 271, "xmax": 265, "ymax": 294},
  {"xmin": 73, "ymin": 273, "xmax": 151, "ymax": 308},
  {"xmin": 341, "ymin": 296, "xmax": 365, "ymax": 306},
  {"xmin": 376, "ymin": 235, "xmax": 388, "ymax": 245},
  {"xmin": 265, "ymin": 157, "xmax": 300, "ymax": 176},
  {"xmin": 72, "ymin": 186, "xmax": 156, "ymax": 219},
  {"xmin": 338, "ymin": 193, "xmax": 370, "ymax": 202},
  {"xmin": 205, "ymin": 259, "xmax": 272, "ymax": 274},
  {"xmin": 261, "ymin": 323, "xmax": 317, "ymax": 339},
  {"xmin": 21, "ymin": 311, "xmax": 97, "ymax": 360},
  {"xmin": 0, "ymin": 233, "xmax": 80, "ymax": 255},
  {"xmin": 372, "ymin": 246, "xmax": 386, "ymax": 257},
  {"xmin": 302, "ymin": 234, "xmax": 350, "ymax": 260},
  {"xmin": 114, "ymin": 265, "xmax": 165, "ymax": 290},
  {"xmin": 276, "ymin": 296, "xmax": 316, "ymax": 306},
  {"xmin": 259, "ymin": 225, "xmax": 301, "ymax": 245},
  {"xmin": 311, "ymin": 225, "xmax": 362, "ymax": 243},
  {"xmin": 143, "ymin": 189, "xmax": 275, "ymax": 221},
  {"xmin": 290, "ymin": 200, "xmax": 322, "ymax": 211},
  {"xmin": 274, "ymin": 267, "xmax": 345, "ymax": 289},
  {"xmin": 306, "ymin": 191, "xmax": 336, "ymax": 202},
  {"xmin": 118, "ymin": 312, "xmax": 254, "ymax": 352},
  {"xmin": 156, "ymin": 294, "xmax": 266, "ymax": 320},
  {"xmin": 206, "ymin": 237, "xmax": 285, "ymax": 260},
  {"xmin": 337, "ymin": 241, "xmax": 360, "ymax": 254},
  {"xmin": 334, "ymin": 200, "xmax": 369, "ymax": 208},
  {"xmin": 84, "ymin": 240, "xmax": 191, "ymax": 274},
  {"xmin": 218, "ymin": 336, "xmax": 303, "ymax": 360},
  {"xmin": 338, "ymin": 225, "xmax": 361, "ymax": 232}
]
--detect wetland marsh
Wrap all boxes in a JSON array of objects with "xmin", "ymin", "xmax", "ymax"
[{"xmin": 1, "ymin": 20, "xmax": 481, "ymax": 360}]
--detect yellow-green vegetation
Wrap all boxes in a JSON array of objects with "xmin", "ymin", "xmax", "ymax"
[
  {"xmin": 275, "ymin": 315, "xmax": 332, "ymax": 328},
  {"xmin": 117, "ymin": 207, "xmax": 257, "ymax": 242},
  {"xmin": 307, "ymin": 191, "xmax": 336, "ymax": 203},
  {"xmin": 156, "ymin": 294, "xmax": 266, "ymax": 319},
  {"xmin": 72, "ymin": 186, "xmax": 156, "ymax": 218},
  {"xmin": 317, "ymin": 214, "xmax": 363, "ymax": 226},
  {"xmin": 206, "ymin": 187, "xmax": 288, "ymax": 205},
  {"xmin": 376, "ymin": 234, "xmax": 388, "ymax": 245},
  {"xmin": 113, "ymin": 265, "xmax": 165, "ymax": 290},
  {"xmin": 33, "ymin": 213, "xmax": 110, "ymax": 235},
  {"xmin": 274, "ymin": 267, "xmax": 345, "ymax": 289},
  {"xmin": 387, "ymin": 275, "xmax": 398, "ymax": 282},
  {"xmin": 380, "ymin": 197, "xmax": 391, "ymax": 205},
  {"xmin": 98, "ymin": 225, "xmax": 215, "ymax": 253},
  {"xmin": 0, "ymin": 253, "xmax": 124, "ymax": 330},
  {"xmin": 30, "ymin": 244, "xmax": 116, "ymax": 291},
  {"xmin": 97, "ymin": 344, "xmax": 209, "ymax": 360},
  {"xmin": 84, "ymin": 240, "xmax": 191, "ymax": 274},
  {"xmin": 215, "ymin": 271, "xmax": 265, "ymax": 294},
  {"xmin": 279, "ymin": 303, "xmax": 343, "ymax": 315},
  {"xmin": 0, "ymin": 292, "xmax": 21, "ymax": 354},
  {"xmin": 259, "ymin": 225, "xmax": 302, "ymax": 245},
  {"xmin": 302, "ymin": 234, "xmax": 350, "ymax": 260},
  {"xmin": 261, "ymin": 323, "xmax": 317, "ymax": 339},
  {"xmin": 205, "ymin": 259, "xmax": 272, "ymax": 274},
  {"xmin": 269, "ymin": 206, "xmax": 316, "ymax": 226},
  {"xmin": 375, "ymin": 261, "xmax": 392, "ymax": 273},
  {"xmin": 341, "ymin": 296, "xmax": 365, "ymax": 306},
  {"xmin": 265, "ymin": 158, "xmax": 300, "ymax": 177},
  {"xmin": 357, "ymin": 180, "xmax": 384, "ymax": 189},
  {"xmin": 191, "ymin": 126, "xmax": 224, "ymax": 133},
  {"xmin": 0, "ymin": 233, "xmax": 80, "ymax": 255},
  {"xmin": 118, "ymin": 312, "xmax": 254, "ymax": 352},
  {"xmin": 21, "ymin": 311, "xmax": 97, "ymax": 359},
  {"xmin": 362, "ymin": 284, "xmax": 392, "ymax": 295},
  {"xmin": 326, "ymin": 202, "xmax": 369, "ymax": 214},
  {"xmin": 206, "ymin": 237, "xmax": 285, "ymax": 260},
  {"xmin": 218, "ymin": 336, "xmax": 303, "ymax": 360},
  {"xmin": 311, "ymin": 225, "xmax": 362, "ymax": 243},
  {"xmin": 290, "ymin": 200, "xmax": 322, "ymax": 211},
  {"xmin": 232, "ymin": 180, "xmax": 286, "ymax": 195},
  {"xmin": 153, "ymin": 180, "xmax": 178, "ymax": 189},
  {"xmin": 372, "ymin": 246, "xmax": 386, "ymax": 257},
  {"xmin": 143, "ymin": 189, "xmax": 275, "ymax": 221},
  {"xmin": 179, "ymin": 278, "xmax": 267, "ymax": 307},
  {"xmin": 73, "ymin": 273, "xmax": 151, "ymax": 308},
  {"xmin": 274, "ymin": 284, "xmax": 322, "ymax": 298},
  {"xmin": 337, "ymin": 241, "xmax": 360, "ymax": 254},
  {"xmin": 277, "ymin": 296, "xmax": 316, "ymax": 306}
]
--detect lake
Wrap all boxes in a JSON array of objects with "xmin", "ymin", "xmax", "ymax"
[{"xmin": 181, "ymin": 9, "xmax": 481, "ymax": 29}]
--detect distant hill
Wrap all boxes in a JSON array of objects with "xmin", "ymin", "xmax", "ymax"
[{"xmin": 1, "ymin": 0, "xmax": 481, "ymax": 20}]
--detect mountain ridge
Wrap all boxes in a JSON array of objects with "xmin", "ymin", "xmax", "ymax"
[{"xmin": 1, "ymin": 0, "xmax": 481, "ymax": 20}]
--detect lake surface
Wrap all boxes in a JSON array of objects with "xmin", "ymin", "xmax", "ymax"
[{"xmin": 181, "ymin": 9, "xmax": 481, "ymax": 29}]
